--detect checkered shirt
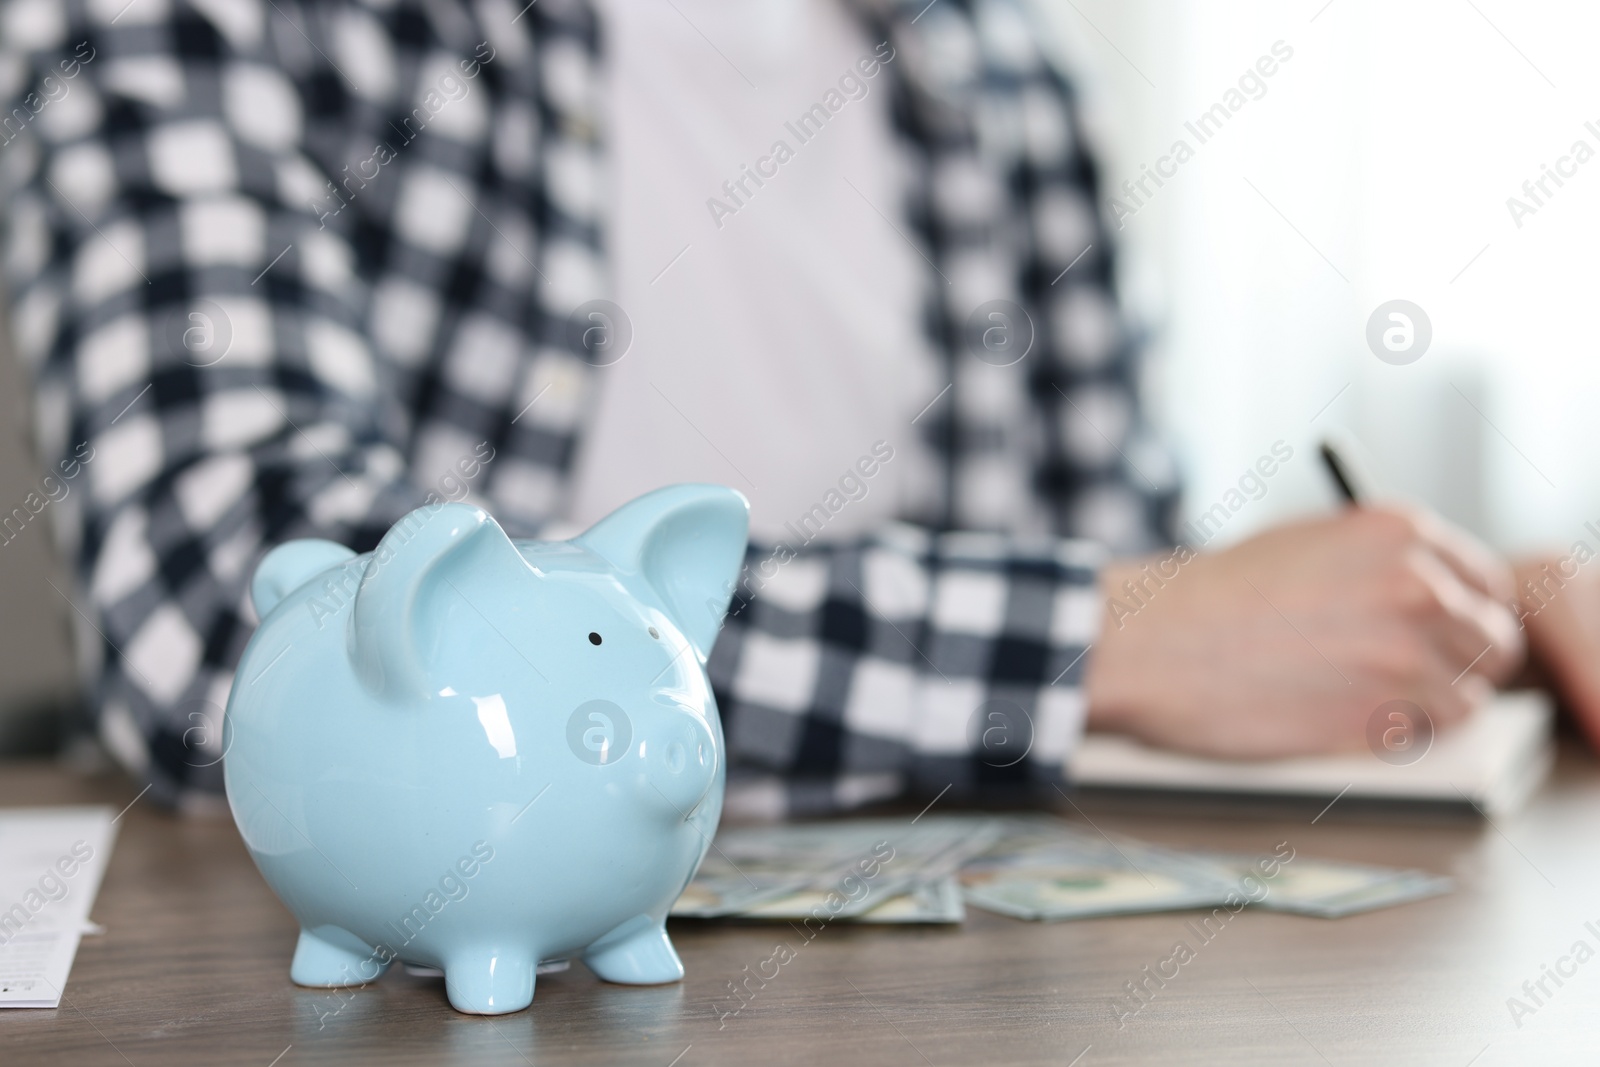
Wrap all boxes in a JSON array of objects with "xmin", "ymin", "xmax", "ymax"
[{"xmin": 0, "ymin": 0, "xmax": 1178, "ymax": 811}]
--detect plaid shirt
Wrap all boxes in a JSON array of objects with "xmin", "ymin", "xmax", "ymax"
[{"xmin": 0, "ymin": 0, "xmax": 1176, "ymax": 811}]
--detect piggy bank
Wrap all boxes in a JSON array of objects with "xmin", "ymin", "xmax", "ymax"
[{"xmin": 223, "ymin": 484, "xmax": 748, "ymax": 1014}]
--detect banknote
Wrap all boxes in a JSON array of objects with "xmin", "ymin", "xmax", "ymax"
[
  {"xmin": 673, "ymin": 814, "xmax": 1452, "ymax": 924},
  {"xmin": 668, "ymin": 840, "xmax": 834, "ymax": 917},
  {"xmin": 1188, "ymin": 851, "xmax": 1454, "ymax": 918},
  {"xmin": 670, "ymin": 873, "xmax": 811, "ymax": 918},
  {"xmin": 730, "ymin": 876, "xmax": 966, "ymax": 924},
  {"xmin": 1285, "ymin": 872, "xmax": 1452, "ymax": 918},
  {"xmin": 853, "ymin": 818, "xmax": 1004, "ymax": 914},
  {"xmin": 853, "ymin": 878, "xmax": 965, "ymax": 924},
  {"xmin": 672, "ymin": 816, "xmax": 999, "ymax": 919},
  {"xmin": 956, "ymin": 818, "xmax": 1237, "ymax": 921}
]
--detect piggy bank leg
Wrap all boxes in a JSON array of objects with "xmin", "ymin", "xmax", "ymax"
[
  {"xmin": 443, "ymin": 945, "xmax": 536, "ymax": 1015},
  {"xmin": 290, "ymin": 926, "xmax": 389, "ymax": 987},
  {"xmin": 583, "ymin": 916, "xmax": 684, "ymax": 985}
]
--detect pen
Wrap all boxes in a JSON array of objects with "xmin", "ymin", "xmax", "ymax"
[{"xmin": 1318, "ymin": 437, "xmax": 1367, "ymax": 506}]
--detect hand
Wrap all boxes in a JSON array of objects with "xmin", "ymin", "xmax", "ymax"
[
  {"xmin": 1514, "ymin": 554, "xmax": 1600, "ymax": 749},
  {"xmin": 1083, "ymin": 506, "xmax": 1525, "ymax": 758}
]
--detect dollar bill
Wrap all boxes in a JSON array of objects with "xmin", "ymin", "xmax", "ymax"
[
  {"xmin": 674, "ymin": 814, "xmax": 1452, "ymax": 924},
  {"xmin": 670, "ymin": 873, "xmax": 812, "ymax": 918},
  {"xmin": 854, "ymin": 878, "xmax": 966, "ymax": 924},
  {"xmin": 1184, "ymin": 851, "xmax": 1454, "ymax": 919},
  {"xmin": 956, "ymin": 818, "xmax": 1237, "ymax": 921},
  {"xmin": 729, "ymin": 876, "xmax": 966, "ymax": 924},
  {"xmin": 668, "ymin": 838, "xmax": 835, "ymax": 917},
  {"xmin": 672, "ymin": 816, "xmax": 998, "ymax": 919},
  {"xmin": 1284, "ymin": 871, "xmax": 1452, "ymax": 918}
]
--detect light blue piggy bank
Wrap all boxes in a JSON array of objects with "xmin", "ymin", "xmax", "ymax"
[{"xmin": 223, "ymin": 484, "xmax": 748, "ymax": 1014}]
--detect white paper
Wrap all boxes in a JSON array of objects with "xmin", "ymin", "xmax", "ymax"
[
  {"xmin": 1068, "ymin": 691, "xmax": 1554, "ymax": 816},
  {"xmin": 0, "ymin": 806, "xmax": 117, "ymax": 1008}
]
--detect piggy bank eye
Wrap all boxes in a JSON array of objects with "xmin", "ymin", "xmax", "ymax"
[
  {"xmin": 588, "ymin": 632, "xmax": 602, "ymax": 646},
  {"xmin": 648, "ymin": 626, "xmax": 660, "ymax": 639}
]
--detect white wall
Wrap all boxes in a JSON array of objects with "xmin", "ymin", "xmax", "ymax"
[{"xmin": 1031, "ymin": 0, "xmax": 1600, "ymax": 554}]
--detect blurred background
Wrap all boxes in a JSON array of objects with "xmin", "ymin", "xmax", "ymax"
[
  {"xmin": 1, "ymin": 0, "xmax": 1595, "ymax": 750},
  {"xmin": 0, "ymin": 327, "xmax": 77, "ymax": 755},
  {"xmin": 1033, "ymin": 0, "xmax": 1600, "ymax": 552}
]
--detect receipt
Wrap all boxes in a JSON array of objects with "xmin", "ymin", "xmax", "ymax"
[{"xmin": 0, "ymin": 807, "xmax": 116, "ymax": 1008}]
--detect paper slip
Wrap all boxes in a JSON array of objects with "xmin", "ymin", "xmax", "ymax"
[{"xmin": 0, "ymin": 807, "xmax": 117, "ymax": 1008}]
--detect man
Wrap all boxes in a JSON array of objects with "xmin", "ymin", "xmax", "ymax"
[{"xmin": 0, "ymin": 0, "xmax": 1589, "ymax": 811}]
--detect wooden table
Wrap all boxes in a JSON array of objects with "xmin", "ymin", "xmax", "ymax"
[{"xmin": 4, "ymin": 752, "xmax": 1599, "ymax": 1066}]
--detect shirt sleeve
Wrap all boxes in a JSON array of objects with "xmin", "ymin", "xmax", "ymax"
[
  {"xmin": 709, "ymin": 524, "xmax": 1103, "ymax": 819},
  {"xmin": 710, "ymin": 0, "xmax": 1178, "ymax": 817},
  {"xmin": 0, "ymin": 4, "xmax": 435, "ymax": 801}
]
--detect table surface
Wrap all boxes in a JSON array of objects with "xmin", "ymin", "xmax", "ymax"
[{"xmin": 4, "ymin": 753, "xmax": 1600, "ymax": 1067}]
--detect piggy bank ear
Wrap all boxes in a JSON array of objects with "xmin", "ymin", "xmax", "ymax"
[
  {"xmin": 351, "ymin": 503, "xmax": 531, "ymax": 701},
  {"xmin": 576, "ymin": 484, "xmax": 750, "ymax": 660},
  {"xmin": 251, "ymin": 540, "xmax": 357, "ymax": 618}
]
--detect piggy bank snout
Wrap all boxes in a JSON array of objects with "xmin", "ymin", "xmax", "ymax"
[{"xmin": 640, "ymin": 707, "xmax": 718, "ymax": 816}]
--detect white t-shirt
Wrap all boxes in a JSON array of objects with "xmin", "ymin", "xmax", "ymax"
[{"xmin": 567, "ymin": 0, "xmax": 940, "ymax": 543}]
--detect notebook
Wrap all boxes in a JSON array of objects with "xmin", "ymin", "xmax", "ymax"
[{"xmin": 1066, "ymin": 691, "xmax": 1555, "ymax": 817}]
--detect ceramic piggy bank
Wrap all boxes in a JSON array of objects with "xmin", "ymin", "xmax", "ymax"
[{"xmin": 223, "ymin": 484, "xmax": 748, "ymax": 1014}]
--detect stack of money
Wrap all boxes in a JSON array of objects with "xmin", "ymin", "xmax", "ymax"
[
  {"xmin": 673, "ymin": 817, "xmax": 1001, "ymax": 923},
  {"xmin": 670, "ymin": 814, "xmax": 1451, "ymax": 924}
]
